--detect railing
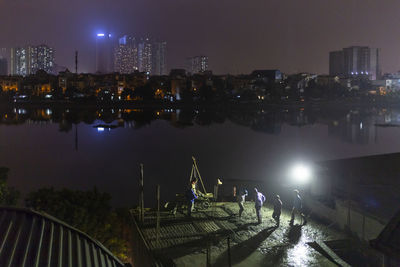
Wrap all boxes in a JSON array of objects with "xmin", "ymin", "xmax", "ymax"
[
  {"xmin": 204, "ymin": 231, "xmax": 235, "ymax": 267},
  {"xmin": 130, "ymin": 212, "xmax": 161, "ymax": 267}
]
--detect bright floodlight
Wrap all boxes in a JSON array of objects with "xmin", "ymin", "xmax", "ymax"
[{"xmin": 290, "ymin": 164, "xmax": 312, "ymax": 184}]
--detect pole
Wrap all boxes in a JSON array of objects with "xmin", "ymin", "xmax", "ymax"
[
  {"xmin": 347, "ymin": 173, "xmax": 352, "ymax": 231},
  {"xmin": 75, "ymin": 50, "xmax": 78, "ymax": 74},
  {"xmin": 192, "ymin": 156, "xmax": 207, "ymax": 194},
  {"xmin": 139, "ymin": 163, "xmax": 144, "ymax": 224},
  {"xmin": 189, "ymin": 164, "xmax": 194, "ymax": 183},
  {"xmin": 227, "ymin": 237, "xmax": 232, "ymax": 267},
  {"xmin": 156, "ymin": 184, "xmax": 161, "ymax": 245},
  {"xmin": 362, "ymin": 213, "xmax": 365, "ymax": 240},
  {"xmin": 206, "ymin": 238, "xmax": 211, "ymax": 267},
  {"xmin": 74, "ymin": 123, "xmax": 78, "ymax": 151},
  {"xmin": 213, "ymin": 185, "xmax": 218, "ymax": 216}
]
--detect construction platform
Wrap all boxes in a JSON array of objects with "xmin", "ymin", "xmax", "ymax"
[{"xmin": 130, "ymin": 201, "xmax": 384, "ymax": 266}]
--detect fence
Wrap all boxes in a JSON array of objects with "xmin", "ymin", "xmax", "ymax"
[{"xmin": 130, "ymin": 213, "xmax": 161, "ymax": 267}]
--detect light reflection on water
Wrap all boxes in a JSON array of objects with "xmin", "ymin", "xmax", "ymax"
[
  {"xmin": 288, "ymin": 242, "xmax": 310, "ymax": 266},
  {"xmin": 1, "ymin": 106, "xmax": 400, "ymax": 206}
]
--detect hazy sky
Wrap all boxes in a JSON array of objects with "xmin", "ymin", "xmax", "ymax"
[{"xmin": 1, "ymin": 0, "xmax": 400, "ymax": 74}]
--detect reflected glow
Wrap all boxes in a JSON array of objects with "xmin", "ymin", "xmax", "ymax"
[
  {"xmin": 290, "ymin": 164, "xmax": 312, "ymax": 184},
  {"xmin": 287, "ymin": 242, "xmax": 310, "ymax": 266}
]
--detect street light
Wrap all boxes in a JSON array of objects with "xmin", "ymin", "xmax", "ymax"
[{"xmin": 290, "ymin": 163, "xmax": 312, "ymax": 184}]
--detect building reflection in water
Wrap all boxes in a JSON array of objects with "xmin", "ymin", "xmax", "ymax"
[{"xmin": 1, "ymin": 106, "xmax": 400, "ymax": 145}]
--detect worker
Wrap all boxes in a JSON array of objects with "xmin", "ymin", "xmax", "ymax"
[
  {"xmin": 290, "ymin": 189, "xmax": 307, "ymax": 225},
  {"xmin": 186, "ymin": 178, "xmax": 198, "ymax": 217},
  {"xmin": 272, "ymin": 195, "xmax": 282, "ymax": 226},
  {"xmin": 237, "ymin": 188, "xmax": 248, "ymax": 218},
  {"xmin": 254, "ymin": 188, "xmax": 266, "ymax": 224}
]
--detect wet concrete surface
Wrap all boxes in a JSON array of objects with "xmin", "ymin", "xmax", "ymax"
[{"xmin": 172, "ymin": 202, "xmax": 348, "ymax": 266}]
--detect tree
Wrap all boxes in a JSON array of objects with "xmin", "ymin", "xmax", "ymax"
[
  {"xmin": 199, "ymin": 84, "xmax": 214, "ymax": 101},
  {"xmin": 25, "ymin": 187, "xmax": 132, "ymax": 262},
  {"xmin": 0, "ymin": 167, "xmax": 20, "ymax": 205},
  {"xmin": 121, "ymin": 88, "xmax": 133, "ymax": 100},
  {"xmin": 133, "ymin": 83, "xmax": 155, "ymax": 101}
]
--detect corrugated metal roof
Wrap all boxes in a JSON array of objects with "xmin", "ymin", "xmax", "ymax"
[{"xmin": 0, "ymin": 206, "xmax": 126, "ymax": 267}]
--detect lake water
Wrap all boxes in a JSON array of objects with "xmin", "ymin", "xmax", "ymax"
[{"xmin": 1, "ymin": 105, "xmax": 400, "ymax": 206}]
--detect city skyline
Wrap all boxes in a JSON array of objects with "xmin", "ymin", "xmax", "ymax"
[
  {"xmin": 95, "ymin": 33, "xmax": 113, "ymax": 74},
  {"xmin": 187, "ymin": 55, "xmax": 209, "ymax": 74},
  {"xmin": 2, "ymin": 0, "xmax": 400, "ymax": 75},
  {"xmin": 329, "ymin": 46, "xmax": 381, "ymax": 80},
  {"xmin": 10, "ymin": 45, "xmax": 54, "ymax": 76}
]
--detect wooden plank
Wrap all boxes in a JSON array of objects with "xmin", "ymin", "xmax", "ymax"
[{"xmin": 315, "ymin": 240, "xmax": 351, "ymax": 267}]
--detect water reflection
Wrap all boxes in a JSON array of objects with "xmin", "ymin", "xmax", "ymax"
[
  {"xmin": 1, "ymin": 106, "xmax": 400, "ymax": 145},
  {"xmin": 2, "ymin": 105, "xmax": 400, "ymax": 207}
]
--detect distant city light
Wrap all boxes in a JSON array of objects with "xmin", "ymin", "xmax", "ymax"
[
  {"xmin": 366, "ymin": 72, "xmax": 369, "ymax": 75},
  {"xmin": 97, "ymin": 127, "xmax": 105, "ymax": 132},
  {"xmin": 97, "ymin": 33, "xmax": 105, "ymax": 37},
  {"xmin": 351, "ymin": 72, "xmax": 354, "ymax": 75}
]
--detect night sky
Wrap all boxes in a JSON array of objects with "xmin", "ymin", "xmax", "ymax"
[{"xmin": 1, "ymin": 0, "xmax": 400, "ymax": 74}]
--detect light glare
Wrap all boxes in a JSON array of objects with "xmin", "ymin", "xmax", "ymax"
[{"xmin": 290, "ymin": 164, "xmax": 312, "ymax": 184}]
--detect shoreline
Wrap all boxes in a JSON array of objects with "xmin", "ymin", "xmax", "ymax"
[{"xmin": 3, "ymin": 97, "xmax": 400, "ymax": 110}]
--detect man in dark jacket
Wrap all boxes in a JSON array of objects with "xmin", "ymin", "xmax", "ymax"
[
  {"xmin": 290, "ymin": 189, "xmax": 306, "ymax": 225},
  {"xmin": 272, "ymin": 195, "xmax": 282, "ymax": 226}
]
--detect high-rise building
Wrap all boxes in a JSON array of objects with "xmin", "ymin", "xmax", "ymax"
[
  {"xmin": 329, "ymin": 46, "xmax": 380, "ymax": 80},
  {"xmin": 30, "ymin": 45, "xmax": 54, "ymax": 74},
  {"xmin": 138, "ymin": 38, "xmax": 152, "ymax": 73},
  {"xmin": 0, "ymin": 48, "xmax": 6, "ymax": 59},
  {"xmin": 152, "ymin": 41, "xmax": 167, "ymax": 76},
  {"xmin": 10, "ymin": 45, "xmax": 54, "ymax": 76},
  {"xmin": 96, "ymin": 33, "xmax": 113, "ymax": 74},
  {"xmin": 0, "ymin": 58, "xmax": 7, "ymax": 75},
  {"xmin": 11, "ymin": 47, "xmax": 26, "ymax": 76},
  {"xmin": 114, "ymin": 35, "xmax": 167, "ymax": 75},
  {"xmin": 0, "ymin": 48, "xmax": 7, "ymax": 75},
  {"xmin": 114, "ymin": 35, "xmax": 138, "ymax": 74},
  {"xmin": 187, "ymin": 56, "xmax": 208, "ymax": 74},
  {"xmin": 0, "ymin": 47, "xmax": 10, "ymax": 75},
  {"xmin": 329, "ymin": 51, "xmax": 344, "ymax": 77}
]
